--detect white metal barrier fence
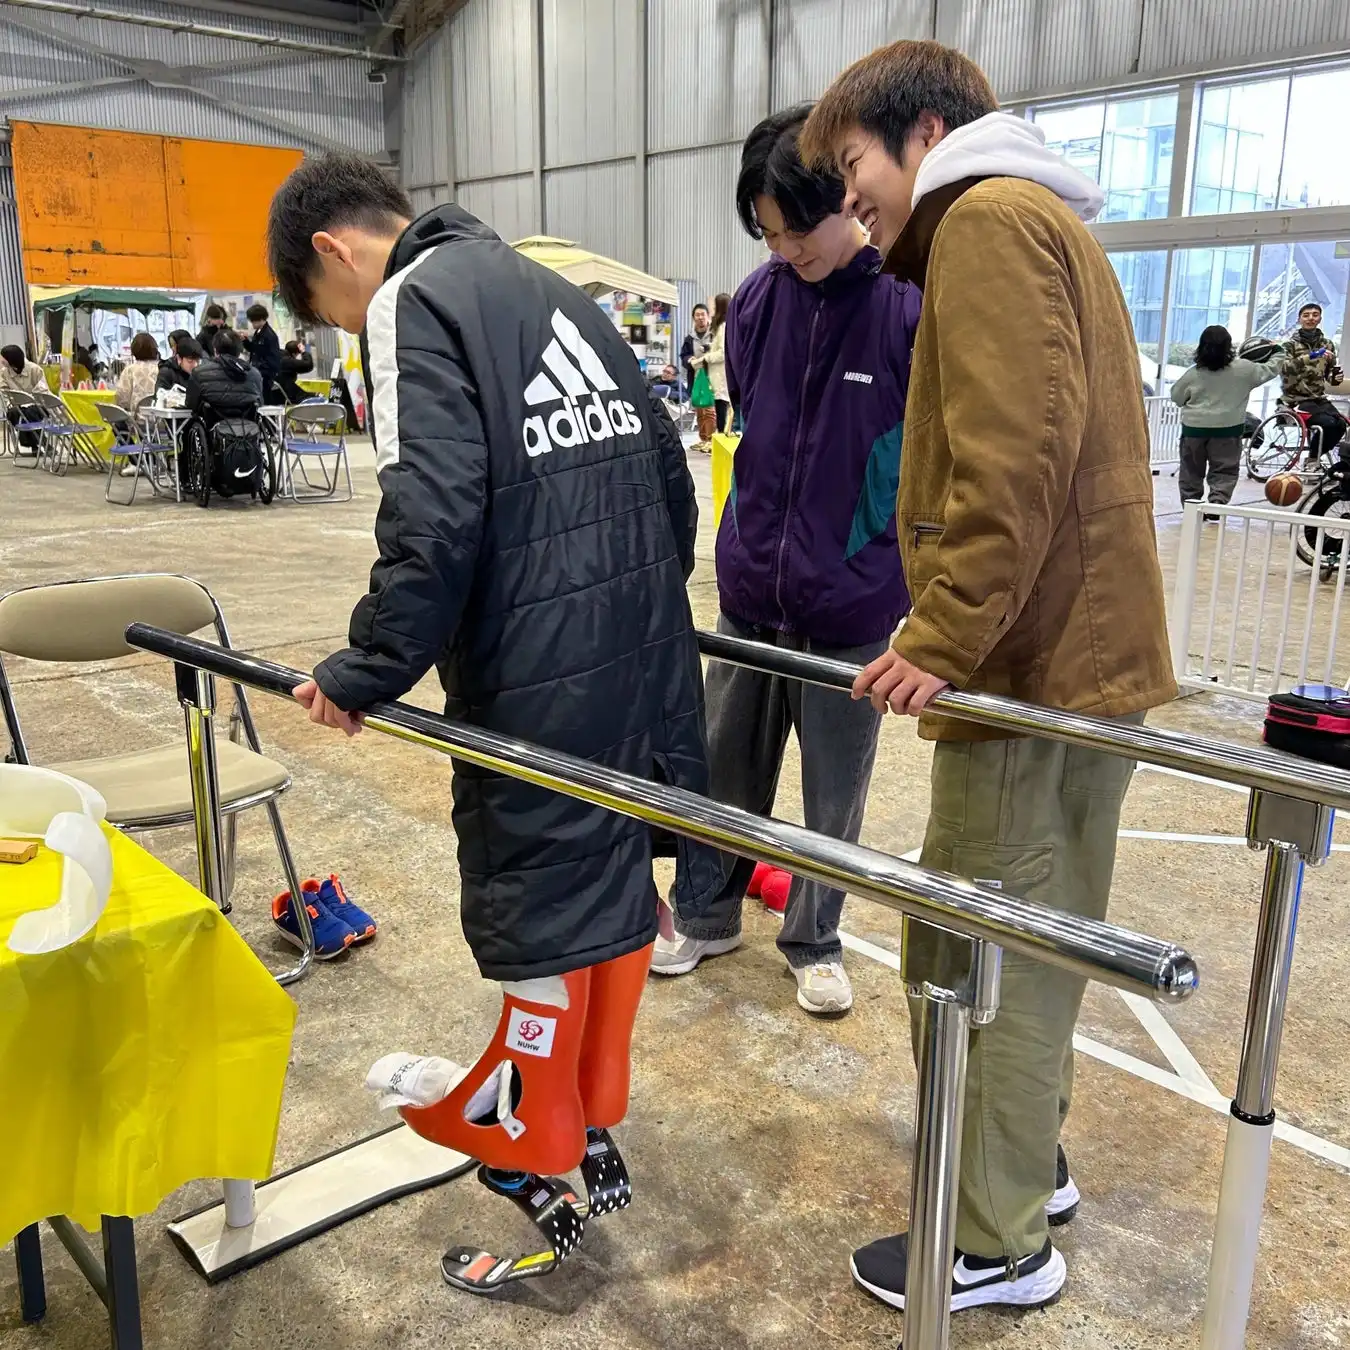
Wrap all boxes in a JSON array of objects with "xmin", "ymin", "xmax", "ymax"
[
  {"xmin": 1169, "ymin": 500, "xmax": 1350, "ymax": 698},
  {"xmin": 1145, "ymin": 394, "xmax": 1181, "ymax": 473}
]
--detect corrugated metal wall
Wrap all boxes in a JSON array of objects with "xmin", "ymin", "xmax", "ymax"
[
  {"xmin": 544, "ymin": 160, "xmax": 641, "ymax": 261},
  {"xmin": 772, "ymin": 0, "xmax": 930, "ymax": 108},
  {"xmin": 404, "ymin": 21, "xmax": 452, "ymax": 205},
  {"xmin": 407, "ymin": 0, "xmax": 1350, "ymax": 298},
  {"xmin": 0, "ymin": 0, "xmax": 384, "ymax": 154},
  {"xmin": 1139, "ymin": 0, "xmax": 1350, "ymax": 75},
  {"xmin": 0, "ymin": 140, "xmax": 26, "ymax": 347}
]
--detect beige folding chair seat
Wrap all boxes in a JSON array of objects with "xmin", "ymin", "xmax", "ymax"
[{"xmin": 0, "ymin": 573, "xmax": 313, "ymax": 984}]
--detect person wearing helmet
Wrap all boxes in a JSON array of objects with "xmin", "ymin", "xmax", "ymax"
[{"xmin": 1169, "ymin": 326, "xmax": 1285, "ymax": 508}]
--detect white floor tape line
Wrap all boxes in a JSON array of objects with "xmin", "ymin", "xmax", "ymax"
[
  {"xmin": 1117, "ymin": 989, "xmax": 1220, "ymax": 1093},
  {"xmin": 1135, "ymin": 763, "xmax": 1250, "ymax": 795},
  {"xmin": 167, "ymin": 1123, "xmax": 474, "ymax": 1282}
]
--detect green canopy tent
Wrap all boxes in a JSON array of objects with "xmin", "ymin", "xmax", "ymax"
[{"xmin": 30, "ymin": 286, "xmax": 190, "ymax": 316}]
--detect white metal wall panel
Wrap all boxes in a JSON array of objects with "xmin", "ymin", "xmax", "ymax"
[
  {"xmin": 1139, "ymin": 0, "xmax": 1350, "ymax": 75},
  {"xmin": 404, "ymin": 22, "xmax": 452, "ymax": 194},
  {"xmin": 543, "ymin": 0, "xmax": 637, "ymax": 168},
  {"xmin": 647, "ymin": 144, "xmax": 765, "ymax": 296},
  {"xmin": 0, "ymin": 151, "xmax": 26, "ymax": 339},
  {"xmin": 772, "ymin": 0, "xmax": 931, "ymax": 108},
  {"xmin": 648, "ymin": 0, "xmax": 767, "ymax": 153},
  {"xmin": 543, "ymin": 159, "xmax": 641, "ymax": 266},
  {"xmin": 456, "ymin": 173, "xmax": 538, "ymax": 241},
  {"xmin": 450, "ymin": 0, "xmax": 536, "ymax": 182},
  {"xmin": 936, "ymin": 0, "xmax": 1144, "ymax": 102}
]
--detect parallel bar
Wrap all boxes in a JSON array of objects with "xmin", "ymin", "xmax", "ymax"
[
  {"xmin": 124, "ymin": 625, "xmax": 1196, "ymax": 1004},
  {"xmin": 694, "ymin": 629, "xmax": 1350, "ymax": 813}
]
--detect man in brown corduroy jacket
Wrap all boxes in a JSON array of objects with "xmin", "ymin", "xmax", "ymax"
[{"xmin": 802, "ymin": 40, "xmax": 1176, "ymax": 1316}]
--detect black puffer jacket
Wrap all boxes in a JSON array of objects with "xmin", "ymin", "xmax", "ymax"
[
  {"xmin": 314, "ymin": 205, "xmax": 720, "ymax": 980},
  {"xmin": 185, "ymin": 355, "xmax": 263, "ymax": 425}
]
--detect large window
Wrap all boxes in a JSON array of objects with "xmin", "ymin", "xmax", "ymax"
[
  {"xmin": 1033, "ymin": 92, "xmax": 1176, "ymax": 222},
  {"xmin": 1109, "ymin": 250, "xmax": 1167, "ymax": 390},
  {"xmin": 1191, "ymin": 67, "xmax": 1350, "ymax": 215},
  {"xmin": 1166, "ymin": 247, "xmax": 1254, "ymax": 369}
]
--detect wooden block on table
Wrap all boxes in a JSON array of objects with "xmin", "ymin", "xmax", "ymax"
[{"xmin": 0, "ymin": 838, "xmax": 38, "ymax": 864}]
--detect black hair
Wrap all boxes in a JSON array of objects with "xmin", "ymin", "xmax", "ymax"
[
  {"xmin": 284, "ymin": 339, "xmax": 300, "ymax": 355},
  {"xmin": 267, "ymin": 152, "xmax": 413, "ymax": 326},
  {"xmin": 737, "ymin": 104, "xmax": 845, "ymax": 239},
  {"xmin": 710, "ymin": 292, "xmax": 730, "ymax": 335},
  {"xmin": 800, "ymin": 39, "xmax": 999, "ymax": 170},
  {"xmin": 213, "ymin": 329, "xmax": 241, "ymax": 358},
  {"xmin": 692, "ymin": 302, "xmax": 708, "ymax": 315},
  {"xmin": 1195, "ymin": 325, "xmax": 1235, "ymax": 372},
  {"xmin": 1299, "ymin": 302, "xmax": 1323, "ymax": 316},
  {"xmin": 203, "ymin": 303, "xmax": 227, "ymax": 322},
  {"xmin": 1, "ymin": 344, "xmax": 24, "ymax": 372},
  {"xmin": 175, "ymin": 336, "xmax": 203, "ymax": 361},
  {"xmin": 168, "ymin": 328, "xmax": 191, "ymax": 352},
  {"xmin": 246, "ymin": 302, "xmax": 269, "ymax": 323}
]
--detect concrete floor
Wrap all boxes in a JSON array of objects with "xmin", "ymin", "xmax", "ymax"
[{"xmin": 2, "ymin": 444, "xmax": 1349, "ymax": 1350}]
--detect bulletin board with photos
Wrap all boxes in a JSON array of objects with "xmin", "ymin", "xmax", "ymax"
[{"xmin": 600, "ymin": 291, "xmax": 674, "ymax": 377}]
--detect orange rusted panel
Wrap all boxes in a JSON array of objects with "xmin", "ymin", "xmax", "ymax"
[{"xmin": 12, "ymin": 122, "xmax": 302, "ymax": 292}]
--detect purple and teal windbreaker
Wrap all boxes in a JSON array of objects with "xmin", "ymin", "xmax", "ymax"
[{"xmin": 720, "ymin": 246, "xmax": 920, "ymax": 647}]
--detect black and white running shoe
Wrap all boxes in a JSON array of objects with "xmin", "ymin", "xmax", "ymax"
[
  {"xmin": 850, "ymin": 1232, "xmax": 1066, "ymax": 1313},
  {"xmin": 1046, "ymin": 1144, "xmax": 1080, "ymax": 1227}
]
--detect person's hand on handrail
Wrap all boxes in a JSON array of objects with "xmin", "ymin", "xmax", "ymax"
[
  {"xmin": 293, "ymin": 678, "xmax": 364, "ymax": 737},
  {"xmin": 852, "ymin": 648, "xmax": 950, "ymax": 717}
]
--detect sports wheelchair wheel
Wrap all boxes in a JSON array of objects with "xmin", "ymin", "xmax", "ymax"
[
  {"xmin": 1246, "ymin": 409, "xmax": 1305, "ymax": 482},
  {"xmin": 181, "ymin": 422, "xmax": 211, "ymax": 508}
]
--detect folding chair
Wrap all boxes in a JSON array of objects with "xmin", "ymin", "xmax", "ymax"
[
  {"xmin": 281, "ymin": 401, "xmax": 353, "ymax": 502},
  {"xmin": 0, "ymin": 389, "xmax": 49, "ymax": 463},
  {"xmin": 35, "ymin": 391, "xmax": 106, "ymax": 473},
  {"xmin": 98, "ymin": 404, "xmax": 176, "ymax": 505},
  {"xmin": 0, "ymin": 574, "xmax": 315, "ymax": 984}
]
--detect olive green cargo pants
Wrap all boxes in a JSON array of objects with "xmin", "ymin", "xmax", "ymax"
[{"xmin": 905, "ymin": 724, "xmax": 1138, "ymax": 1261}]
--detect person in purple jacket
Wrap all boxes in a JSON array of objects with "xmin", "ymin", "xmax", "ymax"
[{"xmin": 651, "ymin": 104, "xmax": 920, "ymax": 1016}]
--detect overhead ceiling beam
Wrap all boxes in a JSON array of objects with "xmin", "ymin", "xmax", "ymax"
[
  {"xmin": 0, "ymin": 0, "xmax": 406, "ymax": 62},
  {"xmin": 368, "ymin": 0, "xmax": 413, "ymax": 55},
  {"xmin": 143, "ymin": 0, "xmax": 370, "ymax": 37}
]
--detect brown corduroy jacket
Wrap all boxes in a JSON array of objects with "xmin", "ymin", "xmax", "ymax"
[{"xmin": 885, "ymin": 175, "xmax": 1177, "ymax": 740}]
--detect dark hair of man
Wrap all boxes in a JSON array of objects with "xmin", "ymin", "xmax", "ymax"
[
  {"xmin": 204, "ymin": 303, "xmax": 227, "ymax": 322},
  {"xmin": 130, "ymin": 332, "xmax": 159, "ymax": 362},
  {"xmin": 284, "ymin": 339, "xmax": 300, "ymax": 355},
  {"xmin": 1194, "ymin": 325, "xmax": 1234, "ymax": 372},
  {"xmin": 1, "ymin": 344, "xmax": 24, "ymax": 372},
  {"xmin": 246, "ymin": 303, "xmax": 269, "ymax": 323},
  {"xmin": 710, "ymin": 292, "xmax": 731, "ymax": 335},
  {"xmin": 175, "ymin": 336, "xmax": 203, "ymax": 361},
  {"xmin": 267, "ymin": 152, "xmax": 413, "ymax": 326},
  {"xmin": 692, "ymin": 303, "xmax": 708, "ymax": 316},
  {"xmin": 213, "ymin": 329, "xmax": 241, "ymax": 358},
  {"xmin": 737, "ymin": 104, "xmax": 846, "ymax": 239},
  {"xmin": 1299, "ymin": 302, "xmax": 1322, "ymax": 317},
  {"xmin": 799, "ymin": 39, "xmax": 998, "ymax": 170}
]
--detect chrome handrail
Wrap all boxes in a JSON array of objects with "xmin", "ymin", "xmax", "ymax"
[
  {"xmin": 695, "ymin": 629, "xmax": 1350, "ymax": 812},
  {"xmin": 124, "ymin": 622, "xmax": 1195, "ymax": 1004}
]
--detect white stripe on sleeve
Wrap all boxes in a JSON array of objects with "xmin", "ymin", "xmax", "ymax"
[{"xmin": 366, "ymin": 247, "xmax": 435, "ymax": 477}]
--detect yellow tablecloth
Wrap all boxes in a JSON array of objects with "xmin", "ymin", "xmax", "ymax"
[
  {"xmin": 61, "ymin": 389, "xmax": 117, "ymax": 456},
  {"xmin": 711, "ymin": 431, "xmax": 740, "ymax": 531},
  {"xmin": 297, "ymin": 377, "xmax": 331, "ymax": 398},
  {"xmin": 0, "ymin": 826, "xmax": 296, "ymax": 1239}
]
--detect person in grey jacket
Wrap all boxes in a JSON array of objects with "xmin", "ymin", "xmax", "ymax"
[{"xmin": 1170, "ymin": 326, "xmax": 1284, "ymax": 507}]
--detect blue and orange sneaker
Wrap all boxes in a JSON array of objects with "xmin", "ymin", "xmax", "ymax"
[
  {"xmin": 272, "ymin": 884, "xmax": 355, "ymax": 959},
  {"xmin": 318, "ymin": 874, "xmax": 377, "ymax": 944}
]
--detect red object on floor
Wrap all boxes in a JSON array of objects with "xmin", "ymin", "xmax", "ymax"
[
  {"xmin": 747, "ymin": 861, "xmax": 773, "ymax": 898},
  {"xmin": 760, "ymin": 870, "xmax": 791, "ymax": 914}
]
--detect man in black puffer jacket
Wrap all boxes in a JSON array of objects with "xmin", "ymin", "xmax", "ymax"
[
  {"xmin": 268, "ymin": 156, "xmax": 720, "ymax": 986},
  {"xmin": 185, "ymin": 330, "xmax": 264, "ymax": 426}
]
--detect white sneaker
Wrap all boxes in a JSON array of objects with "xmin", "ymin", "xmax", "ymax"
[
  {"xmin": 650, "ymin": 931, "xmax": 742, "ymax": 976},
  {"xmin": 792, "ymin": 960, "xmax": 853, "ymax": 1015}
]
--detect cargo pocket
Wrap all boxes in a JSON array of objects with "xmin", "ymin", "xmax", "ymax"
[
  {"xmin": 1062, "ymin": 744, "xmax": 1137, "ymax": 800},
  {"xmin": 949, "ymin": 839, "xmax": 1056, "ymax": 899}
]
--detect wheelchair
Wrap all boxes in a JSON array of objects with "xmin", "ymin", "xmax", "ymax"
[{"xmin": 179, "ymin": 412, "xmax": 278, "ymax": 509}]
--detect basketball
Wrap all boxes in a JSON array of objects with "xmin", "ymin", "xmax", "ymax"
[{"xmin": 1266, "ymin": 473, "xmax": 1303, "ymax": 507}]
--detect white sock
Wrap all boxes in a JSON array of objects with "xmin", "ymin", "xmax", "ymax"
[{"xmin": 365, "ymin": 1053, "xmax": 465, "ymax": 1110}]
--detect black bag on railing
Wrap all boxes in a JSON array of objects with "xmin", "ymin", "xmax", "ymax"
[{"xmin": 1264, "ymin": 686, "xmax": 1350, "ymax": 768}]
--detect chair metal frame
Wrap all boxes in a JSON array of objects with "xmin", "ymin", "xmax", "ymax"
[
  {"xmin": 0, "ymin": 573, "xmax": 313, "ymax": 985},
  {"xmin": 97, "ymin": 403, "xmax": 178, "ymax": 506},
  {"xmin": 280, "ymin": 400, "xmax": 353, "ymax": 503},
  {"xmin": 34, "ymin": 390, "xmax": 106, "ymax": 473}
]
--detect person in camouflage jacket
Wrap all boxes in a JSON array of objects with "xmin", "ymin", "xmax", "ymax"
[{"xmin": 1280, "ymin": 301, "xmax": 1346, "ymax": 458}]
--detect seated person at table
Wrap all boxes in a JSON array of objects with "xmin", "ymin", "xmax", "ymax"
[
  {"xmin": 276, "ymin": 339, "xmax": 315, "ymax": 403},
  {"xmin": 0, "ymin": 345, "xmax": 48, "ymax": 397},
  {"xmin": 156, "ymin": 336, "xmax": 203, "ymax": 397},
  {"xmin": 186, "ymin": 331, "xmax": 264, "ymax": 428},
  {"xmin": 116, "ymin": 333, "xmax": 162, "ymax": 411}
]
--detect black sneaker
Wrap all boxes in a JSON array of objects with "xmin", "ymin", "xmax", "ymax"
[
  {"xmin": 1046, "ymin": 1144, "xmax": 1080, "ymax": 1227},
  {"xmin": 850, "ymin": 1232, "xmax": 1066, "ymax": 1313}
]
